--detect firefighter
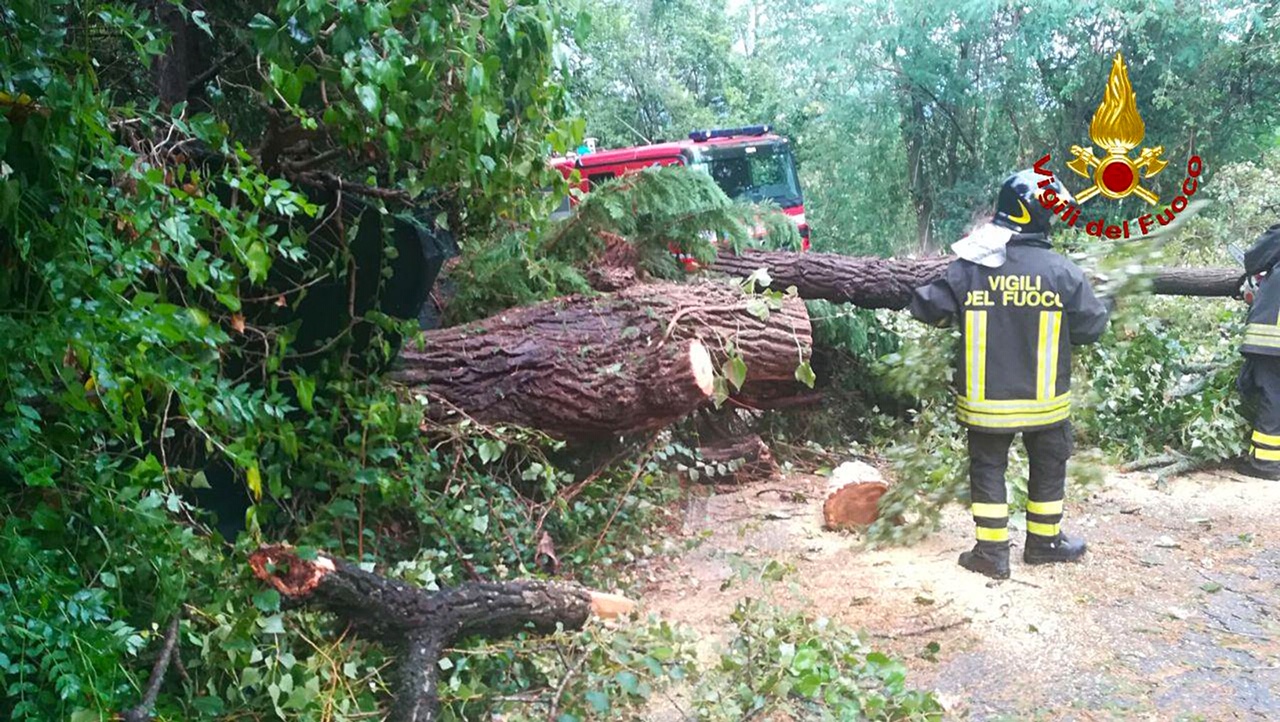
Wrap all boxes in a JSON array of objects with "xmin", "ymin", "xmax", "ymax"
[
  {"xmin": 1236, "ymin": 224, "xmax": 1280, "ymax": 480},
  {"xmin": 909, "ymin": 169, "xmax": 1110, "ymax": 579}
]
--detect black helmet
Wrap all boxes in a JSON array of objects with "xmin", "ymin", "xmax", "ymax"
[
  {"xmin": 992, "ymin": 168, "xmax": 1072, "ymax": 237},
  {"xmin": 1245, "ymin": 224, "xmax": 1280, "ymax": 275}
]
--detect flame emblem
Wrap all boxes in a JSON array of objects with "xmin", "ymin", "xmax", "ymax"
[{"xmin": 1066, "ymin": 52, "xmax": 1167, "ymax": 205}]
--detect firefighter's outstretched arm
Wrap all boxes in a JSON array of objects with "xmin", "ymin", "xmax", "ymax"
[
  {"xmin": 909, "ymin": 263, "xmax": 960, "ymax": 328},
  {"xmin": 1066, "ymin": 273, "xmax": 1110, "ymax": 345}
]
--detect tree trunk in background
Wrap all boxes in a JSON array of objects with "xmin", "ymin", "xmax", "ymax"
[
  {"xmin": 391, "ymin": 282, "xmax": 812, "ymax": 439},
  {"xmin": 710, "ymin": 250, "xmax": 1241, "ymax": 308},
  {"xmin": 710, "ymin": 251, "xmax": 953, "ymax": 309}
]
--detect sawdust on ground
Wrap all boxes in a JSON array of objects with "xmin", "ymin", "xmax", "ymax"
[{"xmin": 636, "ymin": 467, "xmax": 1280, "ymax": 720}]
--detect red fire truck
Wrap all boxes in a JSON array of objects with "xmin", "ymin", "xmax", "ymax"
[{"xmin": 550, "ymin": 125, "xmax": 810, "ymax": 251}]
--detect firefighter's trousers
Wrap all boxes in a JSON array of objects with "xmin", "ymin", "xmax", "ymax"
[
  {"xmin": 967, "ymin": 424, "xmax": 1072, "ymax": 545},
  {"xmin": 1239, "ymin": 356, "xmax": 1280, "ymax": 476}
]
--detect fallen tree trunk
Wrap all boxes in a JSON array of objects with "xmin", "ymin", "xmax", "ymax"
[
  {"xmin": 391, "ymin": 282, "xmax": 812, "ymax": 439},
  {"xmin": 710, "ymin": 250, "xmax": 1241, "ymax": 308},
  {"xmin": 1142, "ymin": 265, "xmax": 1242, "ymax": 297},
  {"xmin": 250, "ymin": 545, "xmax": 632, "ymax": 722}
]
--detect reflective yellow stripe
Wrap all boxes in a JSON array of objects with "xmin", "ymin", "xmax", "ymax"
[
  {"xmin": 966, "ymin": 310, "xmax": 988, "ymax": 401},
  {"xmin": 971, "ymin": 502, "xmax": 1009, "ymax": 518},
  {"xmin": 1244, "ymin": 324, "xmax": 1280, "ymax": 349},
  {"xmin": 975, "ymin": 526, "xmax": 1009, "ymax": 542},
  {"xmin": 1036, "ymin": 311, "xmax": 1062, "ymax": 401},
  {"xmin": 958, "ymin": 393, "xmax": 1071, "ymax": 414},
  {"xmin": 977, "ymin": 311, "xmax": 987, "ymax": 400},
  {"xmin": 1253, "ymin": 445, "xmax": 1280, "ymax": 461},
  {"xmin": 957, "ymin": 405, "xmax": 1071, "ymax": 429},
  {"xmin": 1252, "ymin": 430, "xmax": 1280, "ymax": 447},
  {"xmin": 964, "ymin": 311, "xmax": 975, "ymax": 398},
  {"xmin": 1027, "ymin": 499, "xmax": 1063, "ymax": 515},
  {"xmin": 1026, "ymin": 520, "xmax": 1060, "ymax": 536}
]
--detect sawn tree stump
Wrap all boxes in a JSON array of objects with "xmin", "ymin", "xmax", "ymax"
[{"xmin": 822, "ymin": 461, "xmax": 889, "ymax": 530}]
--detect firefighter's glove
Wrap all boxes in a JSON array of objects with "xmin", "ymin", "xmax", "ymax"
[{"xmin": 1240, "ymin": 272, "xmax": 1266, "ymax": 305}]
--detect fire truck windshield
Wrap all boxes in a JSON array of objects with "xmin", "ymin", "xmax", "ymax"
[{"xmin": 695, "ymin": 145, "xmax": 802, "ymax": 208}]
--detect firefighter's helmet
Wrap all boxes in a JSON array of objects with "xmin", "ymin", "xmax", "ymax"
[
  {"xmin": 1244, "ymin": 224, "xmax": 1280, "ymax": 276},
  {"xmin": 991, "ymin": 169, "xmax": 1073, "ymax": 237}
]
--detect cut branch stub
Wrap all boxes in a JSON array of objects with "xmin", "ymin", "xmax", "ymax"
[
  {"xmin": 249, "ymin": 544, "xmax": 599, "ymax": 722},
  {"xmin": 391, "ymin": 281, "xmax": 811, "ymax": 439}
]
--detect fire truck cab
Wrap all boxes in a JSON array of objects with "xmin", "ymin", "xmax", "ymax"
[{"xmin": 550, "ymin": 125, "xmax": 810, "ymax": 250}]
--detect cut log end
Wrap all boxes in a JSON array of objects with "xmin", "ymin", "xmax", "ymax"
[
  {"xmin": 589, "ymin": 591, "xmax": 638, "ymax": 619},
  {"xmin": 823, "ymin": 481, "xmax": 888, "ymax": 529},
  {"xmin": 689, "ymin": 338, "xmax": 715, "ymax": 396},
  {"xmin": 249, "ymin": 544, "xmax": 335, "ymax": 597},
  {"xmin": 822, "ymin": 461, "xmax": 889, "ymax": 530}
]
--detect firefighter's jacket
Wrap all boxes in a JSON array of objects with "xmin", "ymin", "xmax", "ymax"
[
  {"xmin": 1242, "ymin": 275, "xmax": 1280, "ymax": 357},
  {"xmin": 910, "ymin": 236, "xmax": 1110, "ymax": 433},
  {"xmin": 1242, "ymin": 225, "xmax": 1280, "ymax": 358}
]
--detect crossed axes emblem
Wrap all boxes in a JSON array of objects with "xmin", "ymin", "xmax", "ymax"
[{"xmin": 1067, "ymin": 144, "xmax": 1168, "ymax": 205}]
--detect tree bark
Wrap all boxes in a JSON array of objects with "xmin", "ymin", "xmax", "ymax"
[
  {"xmin": 391, "ymin": 282, "xmax": 812, "ymax": 439},
  {"xmin": 1142, "ymin": 265, "xmax": 1242, "ymax": 297},
  {"xmin": 710, "ymin": 250, "xmax": 1240, "ymax": 308},
  {"xmin": 250, "ymin": 545, "xmax": 596, "ymax": 722}
]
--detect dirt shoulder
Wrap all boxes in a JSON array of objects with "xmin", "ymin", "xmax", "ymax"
[{"xmin": 639, "ymin": 467, "xmax": 1280, "ymax": 720}]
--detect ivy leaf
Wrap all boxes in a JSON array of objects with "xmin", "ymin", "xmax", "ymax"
[
  {"xmin": 795, "ymin": 361, "xmax": 816, "ymax": 389},
  {"xmin": 712, "ymin": 376, "xmax": 729, "ymax": 407},
  {"xmin": 726, "ymin": 356, "xmax": 748, "ymax": 391},
  {"xmin": 585, "ymin": 690, "xmax": 610, "ymax": 713},
  {"xmin": 248, "ymin": 13, "xmax": 276, "ymax": 31},
  {"xmin": 747, "ymin": 267, "xmax": 773, "ymax": 288},
  {"xmin": 293, "ymin": 373, "xmax": 316, "ymax": 412},
  {"xmin": 245, "ymin": 241, "xmax": 271, "ymax": 282},
  {"xmin": 477, "ymin": 439, "xmax": 505, "ymax": 463},
  {"xmin": 246, "ymin": 464, "xmax": 263, "ymax": 501},
  {"xmin": 357, "ymin": 85, "xmax": 381, "ymax": 115},
  {"xmin": 253, "ymin": 588, "xmax": 281, "ymax": 612},
  {"xmin": 615, "ymin": 670, "xmax": 640, "ymax": 695},
  {"xmin": 482, "ymin": 110, "xmax": 500, "ymax": 139},
  {"xmin": 259, "ymin": 614, "xmax": 285, "ymax": 634}
]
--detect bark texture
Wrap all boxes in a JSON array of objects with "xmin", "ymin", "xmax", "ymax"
[
  {"xmin": 1143, "ymin": 265, "xmax": 1242, "ymax": 297},
  {"xmin": 392, "ymin": 282, "xmax": 812, "ymax": 439},
  {"xmin": 711, "ymin": 251, "xmax": 953, "ymax": 309},
  {"xmin": 250, "ymin": 545, "xmax": 593, "ymax": 722},
  {"xmin": 710, "ymin": 250, "xmax": 1241, "ymax": 308}
]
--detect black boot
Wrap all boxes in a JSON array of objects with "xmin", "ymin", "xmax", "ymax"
[
  {"xmin": 1023, "ymin": 532, "xmax": 1086, "ymax": 565},
  {"xmin": 958, "ymin": 541, "xmax": 1010, "ymax": 580},
  {"xmin": 1234, "ymin": 456, "xmax": 1280, "ymax": 481}
]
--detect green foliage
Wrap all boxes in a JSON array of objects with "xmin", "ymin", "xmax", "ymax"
[
  {"xmin": 1080, "ymin": 299, "xmax": 1247, "ymax": 462},
  {"xmin": 453, "ymin": 618, "xmax": 697, "ymax": 721},
  {"xmin": 691, "ymin": 598, "xmax": 943, "ymax": 720},
  {"xmin": 570, "ymin": 0, "xmax": 1280, "ymax": 255},
  {"xmin": 808, "ymin": 304, "xmax": 901, "ymax": 361},
  {"xmin": 0, "ymin": 1, "xmax": 693, "ymax": 719},
  {"xmin": 448, "ymin": 165, "xmax": 801, "ymax": 322}
]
